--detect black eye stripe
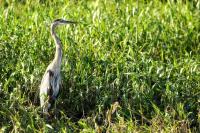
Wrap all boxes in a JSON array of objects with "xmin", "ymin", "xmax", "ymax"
[
  {"xmin": 54, "ymin": 19, "xmax": 61, "ymax": 21},
  {"xmin": 54, "ymin": 19, "xmax": 64, "ymax": 23}
]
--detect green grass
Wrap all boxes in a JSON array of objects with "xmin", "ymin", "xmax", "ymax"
[{"xmin": 0, "ymin": 0, "xmax": 199, "ymax": 132}]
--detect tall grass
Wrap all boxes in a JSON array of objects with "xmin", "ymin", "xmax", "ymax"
[{"xmin": 0, "ymin": 0, "xmax": 199, "ymax": 132}]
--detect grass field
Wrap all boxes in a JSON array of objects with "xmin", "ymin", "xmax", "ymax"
[{"xmin": 0, "ymin": 0, "xmax": 199, "ymax": 132}]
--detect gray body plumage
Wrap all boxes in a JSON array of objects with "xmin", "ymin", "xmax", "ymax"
[{"xmin": 39, "ymin": 19, "xmax": 76, "ymax": 114}]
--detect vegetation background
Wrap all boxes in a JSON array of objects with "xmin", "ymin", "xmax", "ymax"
[{"xmin": 0, "ymin": 0, "xmax": 199, "ymax": 132}]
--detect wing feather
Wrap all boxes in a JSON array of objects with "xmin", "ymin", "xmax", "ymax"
[
  {"xmin": 39, "ymin": 70, "xmax": 54, "ymax": 111},
  {"xmin": 40, "ymin": 69, "xmax": 60, "ymax": 112}
]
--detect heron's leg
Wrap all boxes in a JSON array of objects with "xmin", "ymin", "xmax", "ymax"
[
  {"xmin": 54, "ymin": 100, "xmax": 58, "ymax": 119},
  {"xmin": 49, "ymin": 99, "xmax": 58, "ymax": 119},
  {"xmin": 41, "ymin": 108, "xmax": 50, "ymax": 122},
  {"xmin": 48, "ymin": 96, "xmax": 59, "ymax": 119}
]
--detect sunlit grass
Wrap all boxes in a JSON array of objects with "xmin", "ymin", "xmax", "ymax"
[{"xmin": 0, "ymin": 0, "xmax": 199, "ymax": 132}]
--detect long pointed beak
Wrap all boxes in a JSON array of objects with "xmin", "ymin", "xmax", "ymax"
[{"xmin": 62, "ymin": 20, "xmax": 78, "ymax": 24}]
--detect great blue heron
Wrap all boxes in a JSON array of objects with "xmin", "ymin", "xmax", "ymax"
[{"xmin": 39, "ymin": 19, "xmax": 76, "ymax": 115}]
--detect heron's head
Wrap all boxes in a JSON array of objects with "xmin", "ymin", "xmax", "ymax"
[
  {"xmin": 50, "ymin": 19, "xmax": 77, "ymax": 35},
  {"xmin": 51, "ymin": 19, "xmax": 77, "ymax": 27}
]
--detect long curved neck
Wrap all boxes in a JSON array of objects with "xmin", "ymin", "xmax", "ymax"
[{"xmin": 51, "ymin": 25, "xmax": 62, "ymax": 67}]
